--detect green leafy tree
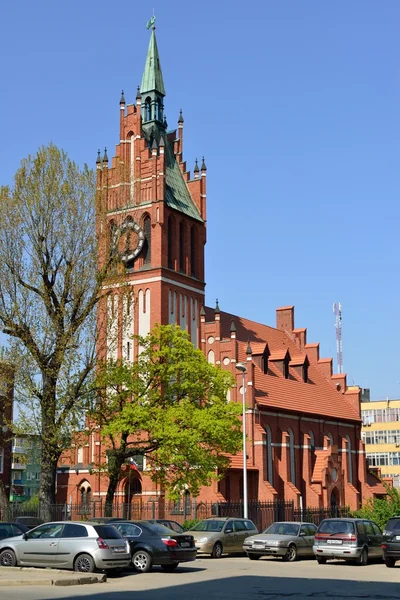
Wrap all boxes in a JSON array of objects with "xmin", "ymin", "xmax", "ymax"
[
  {"xmin": 90, "ymin": 324, "xmax": 243, "ymax": 511},
  {"xmin": 0, "ymin": 144, "xmax": 116, "ymax": 520},
  {"xmin": 355, "ymin": 483, "xmax": 400, "ymax": 529}
]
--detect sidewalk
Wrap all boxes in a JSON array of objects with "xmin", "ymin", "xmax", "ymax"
[{"xmin": 0, "ymin": 566, "xmax": 106, "ymax": 587}]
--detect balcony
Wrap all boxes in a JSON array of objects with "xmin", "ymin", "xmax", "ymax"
[
  {"xmin": 11, "ymin": 462, "xmax": 26, "ymax": 470},
  {"xmin": 12, "ymin": 479, "xmax": 25, "ymax": 485},
  {"xmin": 12, "ymin": 445, "xmax": 25, "ymax": 454}
]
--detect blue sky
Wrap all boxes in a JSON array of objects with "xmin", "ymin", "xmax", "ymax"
[{"xmin": 0, "ymin": 1, "xmax": 399, "ymax": 400}]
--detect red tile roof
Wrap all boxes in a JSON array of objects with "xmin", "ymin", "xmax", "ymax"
[{"xmin": 205, "ymin": 307, "xmax": 360, "ymax": 422}]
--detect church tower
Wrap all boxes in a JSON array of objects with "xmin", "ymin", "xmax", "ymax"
[{"xmin": 96, "ymin": 24, "xmax": 206, "ymax": 361}]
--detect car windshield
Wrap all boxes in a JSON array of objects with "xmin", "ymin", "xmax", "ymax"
[
  {"xmin": 190, "ymin": 520, "xmax": 224, "ymax": 532},
  {"xmin": 384, "ymin": 519, "xmax": 400, "ymax": 534},
  {"xmin": 318, "ymin": 521, "xmax": 355, "ymax": 534},
  {"xmin": 263, "ymin": 523, "xmax": 300, "ymax": 536}
]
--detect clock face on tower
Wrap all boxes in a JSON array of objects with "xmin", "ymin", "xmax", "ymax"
[{"xmin": 112, "ymin": 219, "xmax": 145, "ymax": 264}]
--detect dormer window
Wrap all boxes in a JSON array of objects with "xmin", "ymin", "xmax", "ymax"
[
  {"xmin": 261, "ymin": 352, "xmax": 268, "ymax": 374},
  {"xmin": 303, "ymin": 361, "xmax": 309, "ymax": 383},
  {"xmin": 283, "ymin": 356, "xmax": 289, "ymax": 379}
]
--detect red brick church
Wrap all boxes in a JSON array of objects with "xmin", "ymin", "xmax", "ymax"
[{"xmin": 56, "ymin": 26, "xmax": 385, "ymax": 513}]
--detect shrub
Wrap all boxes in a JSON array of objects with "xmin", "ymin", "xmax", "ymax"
[
  {"xmin": 355, "ymin": 483, "xmax": 400, "ymax": 530},
  {"xmin": 182, "ymin": 518, "xmax": 200, "ymax": 531}
]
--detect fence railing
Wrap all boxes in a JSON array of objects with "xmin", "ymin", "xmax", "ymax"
[{"xmin": 2, "ymin": 500, "xmax": 351, "ymax": 532}]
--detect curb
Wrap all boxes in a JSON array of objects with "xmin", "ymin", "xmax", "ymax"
[{"xmin": 0, "ymin": 572, "xmax": 107, "ymax": 587}]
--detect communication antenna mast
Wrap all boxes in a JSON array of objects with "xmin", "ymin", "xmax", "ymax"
[{"xmin": 333, "ymin": 302, "xmax": 343, "ymax": 374}]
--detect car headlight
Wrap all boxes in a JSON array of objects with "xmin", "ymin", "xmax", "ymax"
[{"xmin": 197, "ymin": 537, "xmax": 209, "ymax": 543}]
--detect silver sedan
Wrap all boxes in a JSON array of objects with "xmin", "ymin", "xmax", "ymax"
[
  {"xmin": 243, "ymin": 521, "xmax": 317, "ymax": 562},
  {"xmin": 0, "ymin": 521, "xmax": 131, "ymax": 572}
]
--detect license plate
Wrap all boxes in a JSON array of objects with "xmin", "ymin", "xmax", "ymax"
[
  {"xmin": 113, "ymin": 547, "xmax": 126, "ymax": 553},
  {"xmin": 181, "ymin": 542, "xmax": 190, "ymax": 548},
  {"xmin": 327, "ymin": 539, "xmax": 342, "ymax": 545}
]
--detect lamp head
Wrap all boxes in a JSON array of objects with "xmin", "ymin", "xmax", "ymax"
[{"xmin": 235, "ymin": 363, "xmax": 246, "ymax": 373}]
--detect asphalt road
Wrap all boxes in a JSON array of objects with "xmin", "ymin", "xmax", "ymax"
[{"xmin": 2, "ymin": 555, "xmax": 400, "ymax": 600}]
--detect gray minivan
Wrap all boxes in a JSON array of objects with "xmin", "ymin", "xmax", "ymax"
[{"xmin": 313, "ymin": 518, "xmax": 382, "ymax": 565}]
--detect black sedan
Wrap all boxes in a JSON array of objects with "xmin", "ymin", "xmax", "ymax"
[
  {"xmin": 0, "ymin": 522, "xmax": 29, "ymax": 539},
  {"xmin": 112, "ymin": 520, "xmax": 197, "ymax": 573}
]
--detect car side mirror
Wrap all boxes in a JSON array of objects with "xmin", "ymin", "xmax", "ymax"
[
  {"xmin": 225, "ymin": 528, "xmax": 233, "ymax": 534},
  {"xmin": 299, "ymin": 532, "xmax": 306, "ymax": 536},
  {"xmin": 23, "ymin": 533, "xmax": 28, "ymax": 540}
]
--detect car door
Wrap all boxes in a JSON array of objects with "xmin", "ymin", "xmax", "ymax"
[
  {"xmin": 232, "ymin": 520, "xmax": 248, "ymax": 551},
  {"xmin": 363, "ymin": 520, "xmax": 379, "ymax": 557},
  {"xmin": 297, "ymin": 524, "xmax": 310, "ymax": 556},
  {"xmin": 370, "ymin": 521, "xmax": 383, "ymax": 558},
  {"xmin": 301, "ymin": 524, "xmax": 317, "ymax": 556},
  {"xmin": 222, "ymin": 521, "xmax": 236, "ymax": 552},
  {"xmin": 115, "ymin": 522, "xmax": 142, "ymax": 556},
  {"xmin": 19, "ymin": 523, "xmax": 63, "ymax": 566},
  {"xmin": 56, "ymin": 523, "xmax": 89, "ymax": 568}
]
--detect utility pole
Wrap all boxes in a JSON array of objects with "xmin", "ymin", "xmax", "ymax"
[{"xmin": 333, "ymin": 302, "xmax": 343, "ymax": 374}]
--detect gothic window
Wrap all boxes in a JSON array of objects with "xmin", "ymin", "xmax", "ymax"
[
  {"xmin": 308, "ymin": 430, "xmax": 315, "ymax": 451},
  {"xmin": 345, "ymin": 435, "xmax": 353, "ymax": 484},
  {"xmin": 265, "ymin": 425, "xmax": 273, "ymax": 486},
  {"xmin": 168, "ymin": 216, "xmax": 174, "ymax": 269},
  {"xmin": 145, "ymin": 97, "xmax": 151, "ymax": 121},
  {"xmin": 327, "ymin": 432, "xmax": 334, "ymax": 447},
  {"xmin": 143, "ymin": 215, "xmax": 151, "ymax": 265},
  {"xmin": 179, "ymin": 221, "xmax": 186, "ymax": 273},
  {"xmin": 157, "ymin": 99, "xmax": 163, "ymax": 121},
  {"xmin": 190, "ymin": 227, "xmax": 197, "ymax": 277},
  {"xmin": 303, "ymin": 361, "xmax": 309, "ymax": 383},
  {"xmin": 288, "ymin": 428, "xmax": 296, "ymax": 484}
]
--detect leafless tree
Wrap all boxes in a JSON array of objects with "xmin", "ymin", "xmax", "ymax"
[{"xmin": 0, "ymin": 144, "xmax": 115, "ymax": 520}]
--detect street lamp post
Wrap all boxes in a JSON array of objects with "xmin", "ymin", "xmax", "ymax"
[{"xmin": 236, "ymin": 363, "xmax": 248, "ymax": 519}]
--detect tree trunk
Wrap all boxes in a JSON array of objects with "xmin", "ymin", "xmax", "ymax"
[
  {"xmin": 39, "ymin": 439, "xmax": 59, "ymax": 522},
  {"xmin": 0, "ymin": 478, "xmax": 11, "ymax": 521},
  {"xmin": 104, "ymin": 455, "xmax": 125, "ymax": 517}
]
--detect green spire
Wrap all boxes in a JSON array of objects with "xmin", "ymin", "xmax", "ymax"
[{"xmin": 140, "ymin": 27, "xmax": 165, "ymax": 97}]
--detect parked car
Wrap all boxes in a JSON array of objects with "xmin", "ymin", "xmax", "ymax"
[
  {"xmin": 382, "ymin": 515, "xmax": 400, "ymax": 567},
  {"xmin": 313, "ymin": 518, "xmax": 383, "ymax": 565},
  {"xmin": 243, "ymin": 521, "xmax": 317, "ymax": 561},
  {"xmin": 14, "ymin": 516, "xmax": 44, "ymax": 530},
  {"xmin": 187, "ymin": 517, "xmax": 258, "ymax": 558},
  {"xmin": 145, "ymin": 519, "xmax": 184, "ymax": 533},
  {"xmin": 0, "ymin": 521, "xmax": 130, "ymax": 572},
  {"xmin": 0, "ymin": 523, "xmax": 29, "ymax": 540},
  {"xmin": 111, "ymin": 520, "xmax": 196, "ymax": 573}
]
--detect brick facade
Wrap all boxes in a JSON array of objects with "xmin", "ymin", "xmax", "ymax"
[{"xmin": 57, "ymin": 27, "xmax": 384, "ymax": 512}]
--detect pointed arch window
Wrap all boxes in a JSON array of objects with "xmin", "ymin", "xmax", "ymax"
[
  {"xmin": 145, "ymin": 97, "xmax": 151, "ymax": 121},
  {"xmin": 179, "ymin": 221, "xmax": 186, "ymax": 273},
  {"xmin": 190, "ymin": 227, "xmax": 197, "ymax": 277},
  {"xmin": 265, "ymin": 425, "xmax": 273, "ymax": 486},
  {"xmin": 143, "ymin": 215, "xmax": 151, "ymax": 265},
  {"xmin": 167, "ymin": 217, "xmax": 174, "ymax": 269},
  {"xmin": 288, "ymin": 428, "xmax": 296, "ymax": 484},
  {"xmin": 157, "ymin": 99, "xmax": 163, "ymax": 121},
  {"xmin": 345, "ymin": 434, "xmax": 353, "ymax": 484}
]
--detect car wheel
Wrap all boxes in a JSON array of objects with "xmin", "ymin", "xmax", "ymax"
[
  {"xmin": 161, "ymin": 563, "xmax": 179, "ymax": 571},
  {"xmin": 0, "ymin": 549, "xmax": 17, "ymax": 567},
  {"xmin": 357, "ymin": 548, "xmax": 368, "ymax": 566},
  {"xmin": 283, "ymin": 544, "xmax": 298, "ymax": 562},
  {"xmin": 132, "ymin": 550, "xmax": 153, "ymax": 573},
  {"xmin": 385, "ymin": 557, "xmax": 396, "ymax": 568},
  {"xmin": 74, "ymin": 553, "xmax": 96, "ymax": 573},
  {"xmin": 211, "ymin": 542, "xmax": 223, "ymax": 558},
  {"xmin": 248, "ymin": 554, "xmax": 261, "ymax": 561},
  {"xmin": 316, "ymin": 556, "xmax": 327, "ymax": 565}
]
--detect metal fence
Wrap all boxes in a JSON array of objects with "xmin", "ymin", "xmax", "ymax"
[{"xmin": 3, "ymin": 500, "xmax": 351, "ymax": 532}]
